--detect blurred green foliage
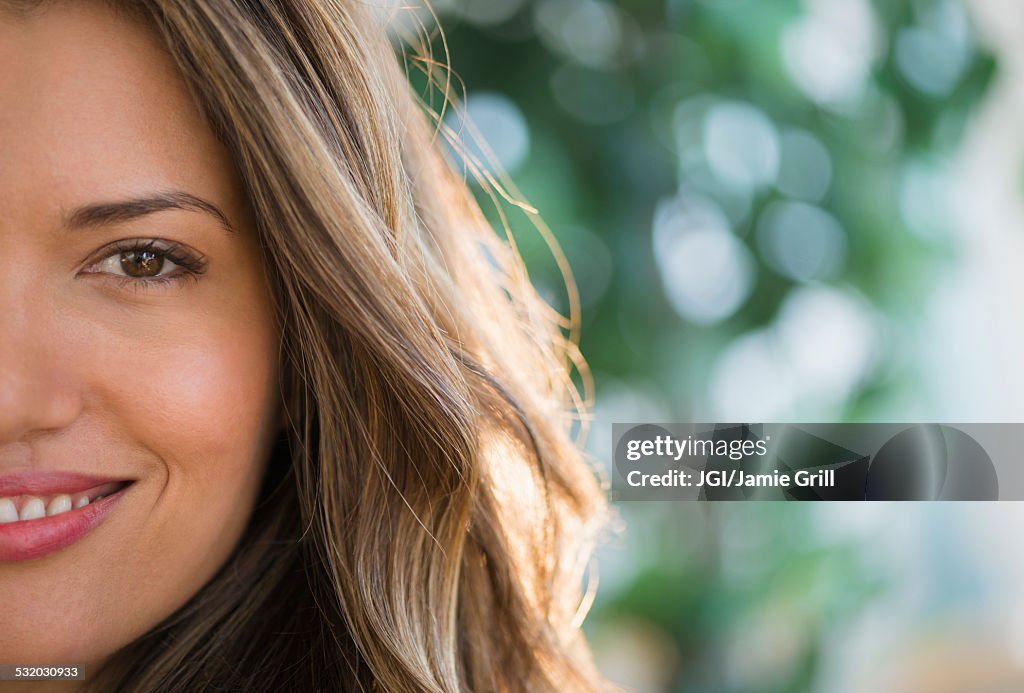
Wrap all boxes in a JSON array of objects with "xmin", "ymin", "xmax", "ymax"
[
  {"xmin": 422, "ymin": 0, "xmax": 993, "ymax": 421},
  {"xmin": 405, "ymin": 0, "xmax": 995, "ymax": 690},
  {"xmin": 583, "ymin": 504, "xmax": 886, "ymax": 691}
]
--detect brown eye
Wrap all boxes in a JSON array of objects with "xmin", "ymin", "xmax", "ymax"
[
  {"xmin": 119, "ymin": 249, "xmax": 165, "ymax": 277},
  {"xmin": 86, "ymin": 239, "xmax": 202, "ymax": 285}
]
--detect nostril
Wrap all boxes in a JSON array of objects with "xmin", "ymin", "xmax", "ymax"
[{"xmin": 0, "ymin": 364, "xmax": 84, "ymax": 446}]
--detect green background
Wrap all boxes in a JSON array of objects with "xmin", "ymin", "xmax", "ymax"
[{"xmin": 409, "ymin": 0, "xmax": 1002, "ymax": 690}]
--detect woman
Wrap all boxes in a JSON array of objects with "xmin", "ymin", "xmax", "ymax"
[{"xmin": 0, "ymin": 0, "xmax": 613, "ymax": 690}]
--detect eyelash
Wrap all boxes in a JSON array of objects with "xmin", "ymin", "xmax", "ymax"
[{"xmin": 81, "ymin": 238, "xmax": 207, "ymax": 291}]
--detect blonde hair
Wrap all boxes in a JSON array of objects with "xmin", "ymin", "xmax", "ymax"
[{"xmin": 7, "ymin": 0, "xmax": 615, "ymax": 690}]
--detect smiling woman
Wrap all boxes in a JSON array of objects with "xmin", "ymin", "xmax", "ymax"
[{"xmin": 0, "ymin": 1, "xmax": 612, "ymax": 692}]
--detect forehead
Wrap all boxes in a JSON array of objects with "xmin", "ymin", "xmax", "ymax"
[{"xmin": 0, "ymin": 2, "xmax": 240, "ymax": 231}]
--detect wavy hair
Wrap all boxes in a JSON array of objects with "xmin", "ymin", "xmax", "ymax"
[{"xmin": 6, "ymin": 0, "xmax": 618, "ymax": 690}]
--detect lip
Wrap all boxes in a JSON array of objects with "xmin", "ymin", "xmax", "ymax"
[
  {"xmin": 0, "ymin": 475, "xmax": 134, "ymax": 563},
  {"xmin": 0, "ymin": 471, "xmax": 129, "ymax": 497}
]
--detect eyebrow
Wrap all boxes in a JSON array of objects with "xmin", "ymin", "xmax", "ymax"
[{"xmin": 64, "ymin": 191, "xmax": 235, "ymax": 234}]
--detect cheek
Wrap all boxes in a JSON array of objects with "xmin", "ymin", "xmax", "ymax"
[
  {"xmin": 133, "ymin": 329, "xmax": 276, "ymax": 590},
  {"xmin": 127, "ymin": 325, "xmax": 278, "ymax": 472},
  {"xmin": 108, "ymin": 306, "xmax": 280, "ymax": 544},
  {"xmin": 79, "ymin": 297, "xmax": 281, "ymax": 645},
  {"xmin": 0, "ymin": 292, "xmax": 283, "ymax": 665},
  {"xmin": 87, "ymin": 257, "xmax": 282, "ymax": 490}
]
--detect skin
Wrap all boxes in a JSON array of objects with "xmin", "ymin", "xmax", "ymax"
[{"xmin": 0, "ymin": 2, "xmax": 282, "ymax": 688}]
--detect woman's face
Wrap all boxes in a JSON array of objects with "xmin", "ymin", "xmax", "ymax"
[{"xmin": 0, "ymin": 1, "xmax": 282, "ymax": 667}]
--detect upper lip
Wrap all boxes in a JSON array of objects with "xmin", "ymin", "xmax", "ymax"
[{"xmin": 0, "ymin": 471, "xmax": 133, "ymax": 497}]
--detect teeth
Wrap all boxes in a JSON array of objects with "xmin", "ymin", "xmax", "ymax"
[
  {"xmin": 0, "ymin": 499, "xmax": 17, "ymax": 524},
  {"xmin": 19, "ymin": 497, "xmax": 46, "ymax": 522},
  {"xmin": 0, "ymin": 484, "xmax": 123, "ymax": 523},
  {"xmin": 46, "ymin": 494, "xmax": 73, "ymax": 517}
]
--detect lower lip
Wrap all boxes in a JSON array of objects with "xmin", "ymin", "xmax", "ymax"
[{"xmin": 0, "ymin": 483, "xmax": 133, "ymax": 563}]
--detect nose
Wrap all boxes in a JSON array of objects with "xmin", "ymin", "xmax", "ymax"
[{"xmin": 0, "ymin": 292, "xmax": 83, "ymax": 444}]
